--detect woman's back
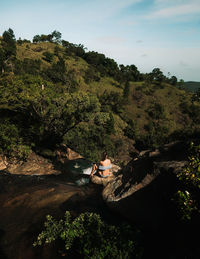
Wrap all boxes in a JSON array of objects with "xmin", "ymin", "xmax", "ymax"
[{"xmin": 100, "ymin": 158, "xmax": 111, "ymax": 167}]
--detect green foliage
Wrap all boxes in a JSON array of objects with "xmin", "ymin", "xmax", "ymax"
[
  {"xmin": 17, "ymin": 38, "xmax": 31, "ymax": 45},
  {"xmin": 84, "ymin": 65, "xmax": 100, "ymax": 83},
  {"xmin": 123, "ymin": 81, "xmax": 130, "ymax": 99},
  {"xmin": 33, "ymin": 30, "xmax": 62, "ymax": 44},
  {"xmin": 42, "ymin": 51, "xmax": 54, "ymax": 63},
  {"xmin": 2, "ymin": 28, "xmax": 16, "ymax": 59},
  {"xmin": 192, "ymin": 88, "xmax": 200, "ymax": 103},
  {"xmin": 64, "ymin": 112, "xmax": 115, "ymax": 161},
  {"xmin": 0, "ymin": 28, "xmax": 16, "ymax": 73},
  {"xmin": 99, "ymin": 90, "xmax": 124, "ymax": 114},
  {"xmin": 135, "ymin": 122, "xmax": 168, "ymax": 150},
  {"xmin": 169, "ymin": 75, "xmax": 177, "ymax": 86},
  {"xmin": 118, "ymin": 64, "xmax": 141, "ymax": 83},
  {"xmin": 62, "ymin": 40, "xmax": 86, "ymax": 57},
  {"xmin": 0, "ymin": 28, "xmax": 200, "ymax": 163},
  {"xmin": 83, "ymin": 51, "xmax": 119, "ymax": 78},
  {"xmin": 0, "ymin": 48, "xmax": 5, "ymax": 73},
  {"xmin": 124, "ymin": 119, "xmax": 138, "ymax": 140},
  {"xmin": 179, "ymin": 101, "xmax": 200, "ymax": 124},
  {"xmin": 147, "ymin": 103, "xmax": 165, "ymax": 120},
  {"xmin": 0, "ymin": 74, "xmax": 101, "ymax": 150},
  {"xmin": 0, "ymin": 118, "xmax": 31, "ymax": 159},
  {"xmin": 14, "ymin": 58, "xmax": 41, "ymax": 75},
  {"xmin": 44, "ymin": 56, "xmax": 67, "ymax": 84},
  {"xmin": 174, "ymin": 190, "xmax": 197, "ymax": 221},
  {"xmin": 33, "ymin": 211, "xmax": 143, "ymax": 258},
  {"xmin": 183, "ymin": 81, "xmax": 200, "ymax": 92},
  {"xmin": 151, "ymin": 68, "xmax": 164, "ymax": 83},
  {"xmin": 173, "ymin": 142, "xmax": 200, "ymax": 221}
]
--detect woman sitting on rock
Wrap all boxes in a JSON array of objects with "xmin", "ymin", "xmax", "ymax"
[{"xmin": 90, "ymin": 151, "xmax": 112, "ymax": 178}]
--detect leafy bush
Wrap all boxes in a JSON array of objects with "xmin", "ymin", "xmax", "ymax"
[
  {"xmin": 0, "ymin": 74, "xmax": 102, "ymax": 151},
  {"xmin": 147, "ymin": 103, "xmax": 165, "ymax": 120},
  {"xmin": 42, "ymin": 51, "xmax": 54, "ymax": 63},
  {"xmin": 135, "ymin": 122, "xmax": 169, "ymax": 150},
  {"xmin": 124, "ymin": 119, "xmax": 138, "ymax": 140},
  {"xmin": 0, "ymin": 118, "xmax": 31, "ymax": 159},
  {"xmin": 84, "ymin": 66, "xmax": 100, "ymax": 83},
  {"xmin": 64, "ymin": 113, "xmax": 115, "ymax": 161},
  {"xmin": 99, "ymin": 91, "xmax": 124, "ymax": 114},
  {"xmin": 33, "ymin": 211, "xmax": 143, "ymax": 258},
  {"xmin": 173, "ymin": 142, "xmax": 200, "ymax": 221}
]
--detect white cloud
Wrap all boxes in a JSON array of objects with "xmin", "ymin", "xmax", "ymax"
[
  {"xmin": 95, "ymin": 36, "xmax": 126, "ymax": 44},
  {"xmin": 146, "ymin": 1, "xmax": 200, "ymax": 19},
  {"xmin": 74, "ymin": 0, "xmax": 143, "ymax": 21},
  {"xmin": 141, "ymin": 53, "xmax": 148, "ymax": 57},
  {"xmin": 179, "ymin": 61, "xmax": 189, "ymax": 67},
  {"xmin": 155, "ymin": 0, "xmax": 187, "ymax": 4},
  {"xmin": 154, "ymin": 0, "xmax": 198, "ymax": 6}
]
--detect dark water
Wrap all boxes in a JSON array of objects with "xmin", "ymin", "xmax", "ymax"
[{"xmin": 65, "ymin": 158, "xmax": 93, "ymax": 185}]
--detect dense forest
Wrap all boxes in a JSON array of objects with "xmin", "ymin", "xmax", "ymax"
[{"xmin": 0, "ymin": 28, "xmax": 200, "ymax": 162}]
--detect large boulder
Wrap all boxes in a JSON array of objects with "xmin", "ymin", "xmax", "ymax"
[{"xmin": 102, "ymin": 141, "xmax": 190, "ymax": 230}]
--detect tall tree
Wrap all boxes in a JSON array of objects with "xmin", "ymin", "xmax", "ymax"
[
  {"xmin": 51, "ymin": 30, "xmax": 62, "ymax": 43},
  {"xmin": 2, "ymin": 28, "xmax": 16, "ymax": 59},
  {"xmin": 170, "ymin": 75, "xmax": 178, "ymax": 86},
  {"xmin": 151, "ymin": 68, "xmax": 164, "ymax": 83}
]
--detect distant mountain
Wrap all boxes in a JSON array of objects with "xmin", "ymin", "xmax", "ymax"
[{"xmin": 184, "ymin": 81, "xmax": 200, "ymax": 92}]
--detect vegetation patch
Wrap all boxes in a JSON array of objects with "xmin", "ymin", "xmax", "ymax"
[{"xmin": 33, "ymin": 211, "xmax": 143, "ymax": 258}]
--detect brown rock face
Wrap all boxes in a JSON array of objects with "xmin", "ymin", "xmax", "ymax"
[
  {"xmin": 6, "ymin": 152, "xmax": 61, "ymax": 175},
  {"xmin": 1, "ymin": 146, "xmax": 83, "ymax": 176}
]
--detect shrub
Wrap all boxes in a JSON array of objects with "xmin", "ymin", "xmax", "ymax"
[
  {"xmin": 173, "ymin": 142, "xmax": 200, "ymax": 221},
  {"xmin": 124, "ymin": 119, "xmax": 138, "ymax": 140},
  {"xmin": 33, "ymin": 211, "xmax": 143, "ymax": 258},
  {"xmin": 0, "ymin": 118, "xmax": 31, "ymax": 159},
  {"xmin": 42, "ymin": 51, "xmax": 54, "ymax": 63},
  {"xmin": 147, "ymin": 103, "xmax": 165, "ymax": 120}
]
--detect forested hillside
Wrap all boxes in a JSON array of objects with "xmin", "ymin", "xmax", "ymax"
[
  {"xmin": 183, "ymin": 81, "xmax": 200, "ymax": 92},
  {"xmin": 0, "ymin": 29, "xmax": 200, "ymax": 162}
]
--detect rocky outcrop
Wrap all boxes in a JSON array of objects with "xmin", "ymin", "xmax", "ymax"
[
  {"xmin": 102, "ymin": 141, "xmax": 190, "ymax": 230},
  {"xmin": 56, "ymin": 145, "xmax": 83, "ymax": 163},
  {"xmin": 0, "ymin": 146, "xmax": 83, "ymax": 176},
  {"xmin": 90, "ymin": 163, "xmax": 121, "ymax": 186},
  {"xmin": 0, "ymin": 155, "xmax": 8, "ymax": 171},
  {"xmin": 5, "ymin": 152, "xmax": 61, "ymax": 175}
]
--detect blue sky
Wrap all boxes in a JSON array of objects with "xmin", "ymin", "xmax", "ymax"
[{"xmin": 1, "ymin": 0, "xmax": 200, "ymax": 81}]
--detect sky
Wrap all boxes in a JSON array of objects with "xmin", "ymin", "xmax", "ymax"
[{"xmin": 1, "ymin": 0, "xmax": 200, "ymax": 81}]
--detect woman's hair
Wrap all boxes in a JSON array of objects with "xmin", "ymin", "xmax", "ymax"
[{"xmin": 102, "ymin": 151, "xmax": 108, "ymax": 161}]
